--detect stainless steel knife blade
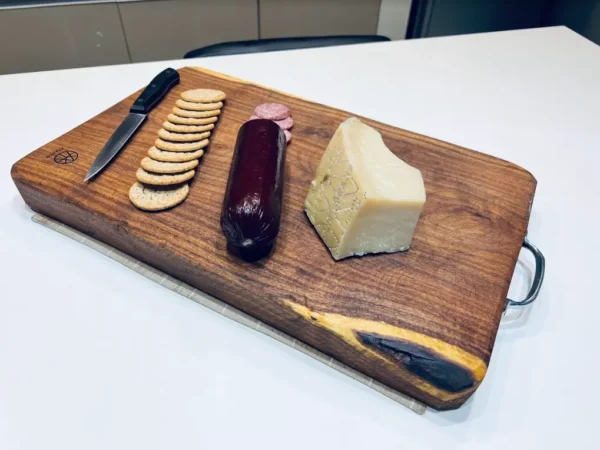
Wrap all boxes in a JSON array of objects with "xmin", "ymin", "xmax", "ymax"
[
  {"xmin": 84, "ymin": 113, "xmax": 146, "ymax": 182},
  {"xmin": 83, "ymin": 67, "xmax": 180, "ymax": 182}
]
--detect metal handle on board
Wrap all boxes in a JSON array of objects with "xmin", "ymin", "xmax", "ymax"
[{"xmin": 506, "ymin": 237, "xmax": 545, "ymax": 308}]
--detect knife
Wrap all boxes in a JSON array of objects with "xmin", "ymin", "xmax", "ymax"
[{"xmin": 84, "ymin": 67, "xmax": 180, "ymax": 182}]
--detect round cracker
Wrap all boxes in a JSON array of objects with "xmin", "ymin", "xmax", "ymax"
[
  {"xmin": 175, "ymin": 99, "xmax": 223, "ymax": 111},
  {"xmin": 172, "ymin": 107, "xmax": 221, "ymax": 118},
  {"xmin": 181, "ymin": 89, "xmax": 226, "ymax": 103},
  {"xmin": 141, "ymin": 157, "xmax": 198, "ymax": 174},
  {"xmin": 158, "ymin": 128, "xmax": 210, "ymax": 142},
  {"xmin": 167, "ymin": 114, "xmax": 218, "ymax": 125},
  {"xmin": 136, "ymin": 167, "xmax": 195, "ymax": 186},
  {"xmin": 284, "ymin": 130, "xmax": 292, "ymax": 143},
  {"xmin": 148, "ymin": 146, "xmax": 204, "ymax": 163},
  {"xmin": 129, "ymin": 182, "xmax": 189, "ymax": 211},
  {"xmin": 163, "ymin": 121, "xmax": 214, "ymax": 133},
  {"xmin": 155, "ymin": 138, "xmax": 209, "ymax": 152}
]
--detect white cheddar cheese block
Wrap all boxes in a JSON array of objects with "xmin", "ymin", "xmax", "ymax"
[{"xmin": 304, "ymin": 117, "xmax": 426, "ymax": 260}]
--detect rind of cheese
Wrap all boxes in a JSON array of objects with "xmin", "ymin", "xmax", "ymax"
[{"xmin": 304, "ymin": 117, "xmax": 426, "ymax": 260}]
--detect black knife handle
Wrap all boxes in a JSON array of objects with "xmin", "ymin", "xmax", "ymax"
[{"xmin": 130, "ymin": 68, "xmax": 180, "ymax": 115}]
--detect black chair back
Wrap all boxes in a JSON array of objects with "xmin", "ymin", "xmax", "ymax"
[{"xmin": 184, "ymin": 35, "xmax": 390, "ymax": 58}]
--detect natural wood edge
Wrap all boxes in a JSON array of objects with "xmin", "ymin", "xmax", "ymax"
[{"xmin": 284, "ymin": 300, "xmax": 487, "ymax": 405}]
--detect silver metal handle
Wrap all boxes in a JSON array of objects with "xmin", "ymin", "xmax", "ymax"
[{"xmin": 506, "ymin": 237, "xmax": 545, "ymax": 308}]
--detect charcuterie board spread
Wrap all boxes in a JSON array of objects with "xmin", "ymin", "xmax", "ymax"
[{"xmin": 11, "ymin": 67, "xmax": 536, "ymax": 410}]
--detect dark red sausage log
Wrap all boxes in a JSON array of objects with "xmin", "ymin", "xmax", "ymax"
[{"xmin": 220, "ymin": 119, "xmax": 287, "ymax": 261}]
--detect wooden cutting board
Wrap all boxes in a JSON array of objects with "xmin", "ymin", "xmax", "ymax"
[{"xmin": 11, "ymin": 67, "xmax": 536, "ymax": 410}]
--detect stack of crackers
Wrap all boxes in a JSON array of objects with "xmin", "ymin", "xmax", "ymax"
[{"xmin": 129, "ymin": 88, "xmax": 226, "ymax": 211}]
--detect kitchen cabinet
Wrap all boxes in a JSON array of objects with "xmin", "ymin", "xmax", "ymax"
[
  {"xmin": 118, "ymin": 0, "xmax": 259, "ymax": 62},
  {"xmin": 260, "ymin": 0, "xmax": 381, "ymax": 39},
  {"xmin": 0, "ymin": 3, "xmax": 129, "ymax": 75},
  {"xmin": 0, "ymin": 0, "xmax": 389, "ymax": 74}
]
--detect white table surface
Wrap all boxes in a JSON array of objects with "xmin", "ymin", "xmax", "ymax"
[{"xmin": 1, "ymin": 26, "xmax": 598, "ymax": 449}]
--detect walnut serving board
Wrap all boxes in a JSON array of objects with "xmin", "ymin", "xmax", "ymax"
[{"xmin": 11, "ymin": 67, "xmax": 536, "ymax": 410}]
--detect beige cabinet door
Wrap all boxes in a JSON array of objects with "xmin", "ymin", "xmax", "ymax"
[
  {"xmin": 260, "ymin": 0, "xmax": 381, "ymax": 39},
  {"xmin": 119, "ymin": 0, "xmax": 259, "ymax": 62},
  {"xmin": 0, "ymin": 3, "xmax": 130, "ymax": 75}
]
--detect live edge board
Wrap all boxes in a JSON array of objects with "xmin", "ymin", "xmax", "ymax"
[{"xmin": 11, "ymin": 67, "xmax": 536, "ymax": 410}]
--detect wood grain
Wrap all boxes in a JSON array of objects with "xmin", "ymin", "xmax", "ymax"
[{"xmin": 10, "ymin": 67, "xmax": 536, "ymax": 410}]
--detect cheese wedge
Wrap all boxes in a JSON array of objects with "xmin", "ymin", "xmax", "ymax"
[{"xmin": 304, "ymin": 117, "xmax": 426, "ymax": 260}]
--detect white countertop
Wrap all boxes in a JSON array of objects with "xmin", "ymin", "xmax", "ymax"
[{"xmin": 1, "ymin": 26, "xmax": 598, "ymax": 449}]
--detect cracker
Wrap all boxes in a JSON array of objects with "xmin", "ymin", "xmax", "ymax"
[
  {"xmin": 158, "ymin": 128, "xmax": 210, "ymax": 142},
  {"xmin": 163, "ymin": 121, "xmax": 214, "ymax": 133},
  {"xmin": 141, "ymin": 157, "xmax": 198, "ymax": 174},
  {"xmin": 175, "ymin": 99, "xmax": 223, "ymax": 111},
  {"xmin": 148, "ymin": 146, "xmax": 204, "ymax": 162},
  {"xmin": 181, "ymin": 89, "xmax": 226, "ymax": 103},
  {"xmin": 129, "ymin": 182, "xmax": 189, "ymax": 211},
  {"xmin": 136, "ymin": 168, "xmax": 195, "ymax": 186},
  {"xmin": 167, "ymin": 114, "xmax": 218, "ymax": 125},
  {"xmin": 155, "ymin": 138, "xmax": 209, "ymax": 152},
  {"xmin": 172, "ymin": 107, "xmax": 221, "ymax": 118}
]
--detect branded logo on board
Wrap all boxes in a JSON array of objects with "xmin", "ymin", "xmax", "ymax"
[{"xmin": 51, "ymin": 149, "xmax": 79, "ymax": 165}]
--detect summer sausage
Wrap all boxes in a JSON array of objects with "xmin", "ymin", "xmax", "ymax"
[{"xmin": 220, "ymin": 119, "xmax": 287, "ymax": 261}]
